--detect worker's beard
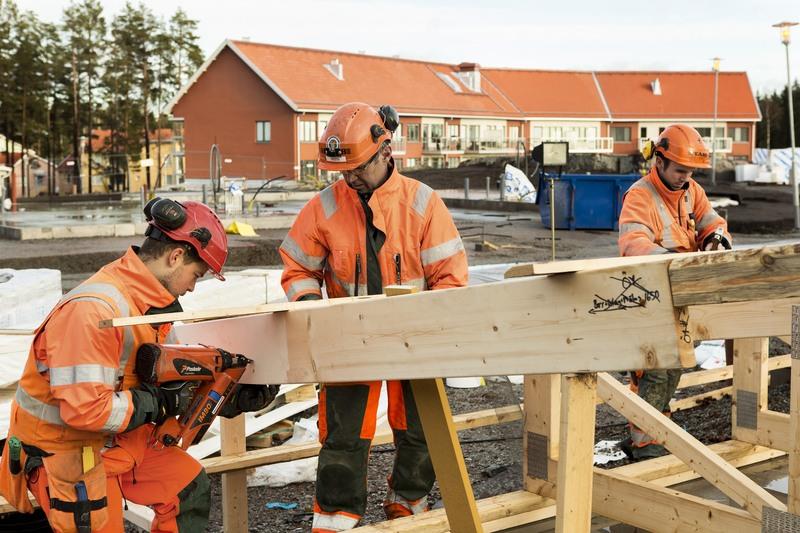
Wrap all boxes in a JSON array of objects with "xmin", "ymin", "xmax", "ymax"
[{"xmin": 157, "ymin": 268, "xmax": 184, "ymax": 298}]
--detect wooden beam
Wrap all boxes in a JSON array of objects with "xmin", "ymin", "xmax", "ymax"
[
  {"xmin": 202, "ymin": 404, "xmax": 523, "ymax": 475},
  {"xmin": 175, "ymin": 261, "xmax": 688, "ymax": 385},
  {"xmin": 670, "ymin": 243, "xmax": 800, "ymax": 307},
  {"xmin": 523, "ymin": 375, "xmax": 560, "ymax": 487},
  {"xmin": 555, "ymin": 373, "xmax": 596, "ymax": 533},
  {"xmin": 355, "ymin": 439, "xmax": 782, "ymax": 533},
  {"xmin": 411, "ymin": 378, "xmax": 483, "ymax": 533},
  {"xmin": 670, "ymin": 386, "xmax": 732, "ymax": 412},
  {"xmin": 688, "ymin": 297, "xmax": 800, "ymax": 340},
  {"xmin": 748, "ymin": 410, "xmax": 791, "ymax": 452},
  {"xmin": 597, "ymin": 372, "xmax": 786, "ymax": 519},
  {"xmin": 221, "ymin": 415, "xmax": 248, "ymax": 533},
  {"xmin": 504, "ymin": 250, "xmax": 705, "ymax": 278},
  {"xmin": 593, "ymin": 468, "xmax": 761, "ymax": 532},
  {"xmin": 792, "ymin": 306, "xmax": 800, "ymax": 514},
  {"xmin": 732, "ymin": 338, "xmax": 769, "ymax": 443}
]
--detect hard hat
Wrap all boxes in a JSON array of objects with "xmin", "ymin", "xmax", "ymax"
[
  {"xmin": 144, "ymin": 198, "xmax": 228, "ymax": 280},
  {"xmin": 318, "ymin": 102, "xmax": 399, "ymax": 171},
  {"xmin": 653, "ymin": 124, "xmax": 711, "ymax": 169}
]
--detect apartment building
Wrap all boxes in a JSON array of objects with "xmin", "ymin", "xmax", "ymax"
[{"xmin": 167, "ymin": 40, "xmax": 761, "ymax": 184}]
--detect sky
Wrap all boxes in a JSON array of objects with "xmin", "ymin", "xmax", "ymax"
[{"xmin": 16, "ymin": 0, "xmax": 800, "ymax": 95}]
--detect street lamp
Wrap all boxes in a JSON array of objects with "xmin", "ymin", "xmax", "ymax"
[
  {"xmin": 773, "ymin": 21, "xmax": 799, "ymax": 230},
  {"xmin": 711, "ymin": 57, "xmax": 721, "ymax": 186}
]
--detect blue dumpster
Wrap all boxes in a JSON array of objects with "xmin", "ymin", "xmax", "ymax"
[{"xmin": 538, "ymin": 173, "xmax": 639, "ymax": 231}]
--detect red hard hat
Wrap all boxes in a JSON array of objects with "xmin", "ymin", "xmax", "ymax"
[
  {"xmin": 318, "ymin": 102, "xmax": 398, "ymax": 171},
  {"xmin": 654, "ymin": 124, "xmax": 711, "ymax": 169},
  {"xmin": 144, "ymin": 198, "xmax": 228, "ymax": 280}
]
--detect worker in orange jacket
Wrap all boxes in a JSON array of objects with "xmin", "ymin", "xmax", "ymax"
[
  {"xmin": 280, "ymin": 102, "xmax": 468, "ymax": 531},
  {"xmin": 618, "ymin": 124, "xmax": 731, "ymax": 460},
  {"xmin": 0, "ymin": 199, "xmax": 275, "ymax": 532}
]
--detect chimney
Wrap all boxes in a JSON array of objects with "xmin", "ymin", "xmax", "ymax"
[
  {"xmin": 651, "ymin": 77, "xmax": 662, "ymax": 96},
  {"xmin": 456, "ymin": 62, "xmax": 481, "ymax": 92},
  {"xmin": 324, "ymin": 58, "xmax": 344, "ymax": 81}
]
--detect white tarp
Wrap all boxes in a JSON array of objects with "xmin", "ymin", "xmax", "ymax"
[
  {"xmin": 0, "ymin": 268, "xmax": 61, "ymax": 330},
  {"xmin": 501, "ymin": 164, "xmax": 537, "ymax": 203}
]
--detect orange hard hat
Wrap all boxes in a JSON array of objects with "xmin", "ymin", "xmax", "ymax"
[
  {"xmin": 653, "ymin": 124, "xmax": 711, "ymax": 169},
  {"xmin": 318, "ymin": 102, "xmax": 399, "ymax": 171}
]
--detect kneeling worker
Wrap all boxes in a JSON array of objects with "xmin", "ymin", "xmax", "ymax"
[
  {"xmin": 618, "ymin": 124, "xmax": 731, "ymax": 460},
  {"xmin": 0, "ymin": 198, "xmax": 275, "ymax": 532}
]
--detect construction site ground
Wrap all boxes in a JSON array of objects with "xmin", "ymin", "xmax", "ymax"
[{"xmin": 1, "ymin": 165, "xmax": 798, "ymax": 531}]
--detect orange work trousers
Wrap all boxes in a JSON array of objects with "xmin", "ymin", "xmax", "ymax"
[{"xmin": 28, "ymin": 424, "xmax": 206, "ymax": 533}]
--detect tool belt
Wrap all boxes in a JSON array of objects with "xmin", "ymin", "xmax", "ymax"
[{"xmin": 0, "ymin": 439, "xmax": 108, "ymax": 533}]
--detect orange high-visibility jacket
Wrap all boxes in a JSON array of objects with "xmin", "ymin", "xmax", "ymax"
[
  {"xmin": 3, "ymin": 247, "xmax": 177, "ymax": 454},
  {"xmin": 280, "ymin": 167, "xmax": 468, "ymax": 300},
  {"xmin": 618, "ymin": 167, "xmax": 731, "ymax": 257}
]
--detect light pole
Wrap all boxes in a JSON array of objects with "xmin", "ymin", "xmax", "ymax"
[
  {"xmin": 711, "ymin": 57, "xmax": 721, "ymax": 186},
  {"xmin": 773, "ymin": 21, "xmax": 799, "ymax": 229}
]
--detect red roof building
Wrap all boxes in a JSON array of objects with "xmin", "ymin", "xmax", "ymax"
[{"xmin": 167, "ymin": 40, "xmax": 761, "ymax": 182}]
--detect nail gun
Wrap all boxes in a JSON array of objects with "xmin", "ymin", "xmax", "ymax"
[{"xmin": 135, "ymin": 343, "xmax": 253, "ymax": 449}]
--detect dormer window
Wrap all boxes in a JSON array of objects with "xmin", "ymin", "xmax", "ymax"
[
  {"xmin": 651, "ymin": 78, "xmax": 662, "ymax": 95},
  {"xmin": 324, "ymin": 58, "xmax": 344, "ymax": 80}
]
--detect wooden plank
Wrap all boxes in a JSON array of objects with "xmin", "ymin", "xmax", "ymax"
[
  {"xmin": 688, "ymin": 297, "xmax": 800, "ymax": 340},
  {"xmin": 749, "ymin": 410, "xmax": 791, "ymax": 452},
  {"xmin": 555, "ymin": 373, "xmax": 596, "ymax": 533},
  {"xmin": 175, "ymin": 261, "xmax": 686, "ymax": 385},
  {"xmin": 732, "ymin": 338, "xmax": 769, "ymax": 443},
  {"xmin": 670, "ymin": 386, "xmax": 731, "ymax": 412},
  {"xmin": 350, "ymin": 439, "xmax": 782, "ymax": 533},
  {"xmin": 411, "ymin": 378, "xmax": 483, "ymax": 533},
  {"xmin": 221, "ymin": 414, "xmax": 248, "ymax": 533},
  {"xmin": 596, "ymin": 372, "xmax": 786, "ymax": 519},
  {"xmin": 98, "ymin": 296, "xmax": 376, "ymax": 329},
  {"xmin": 202, "ymin": 404, "xmax": 523, "ymax": 475},
  {"xmin": 523, "ymin": 375, "xmax": 560, "ymax": 488},
  {"xmin": 351, "ymin": 491, "xmax": 551, "ymax": 533},
  {"xmin": 670, "ymin": 243, "xmax": 800, "ymax": 306},
  {"xmin": 593, "ymin": 468, "xmax": 761, "ymax": 533},
  {"xmin": 504, "ymin": 250, "xmax": 706, "ymax": 278},
  {"xmin": 790, "ymin": 357, "xmax": 800, "ymax": 513}
]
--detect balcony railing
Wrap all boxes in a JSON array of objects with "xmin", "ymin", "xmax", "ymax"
[
  {"xmin": 422, "ymin": 137, "xmax": 465, "ymax": 153},
  {"xmin": 637, "ymin": 137, "xmax": 732, "ymax": 154},
  {"xmin": 531, "ymin": 137, "xmax": 614, "ymax": 154},
  {"xmin": 391, "ymin": 136, "xmax": 407, "ymax": 155}
]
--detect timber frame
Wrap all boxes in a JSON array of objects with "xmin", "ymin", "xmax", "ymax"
[{"xmin": 99, "ymin": 243, "xmax": 800, "ymax": 531}]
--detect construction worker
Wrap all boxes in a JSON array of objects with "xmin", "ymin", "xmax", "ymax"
[
  {"xmin": 280, "ymin": 102, "xmax": 468, "ymax": 531},
  {"xmin": 618, "ymin": 124, "xmax": 731, "ymax": 460},
  {"xmin": 0, "ymin": 198, "xmax": 275, "ymax": 532}
]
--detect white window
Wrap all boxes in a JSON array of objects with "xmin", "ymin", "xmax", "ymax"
[
  {"xmin": 405, "ymin": 158, "xmax": 417, "ymax": 168},
  {"xmin": 299, "ymin": 121, "xmax": 317, "ymax": 142},
  {"xmin": 611, "ymin": 127, "xmax": 631, "ymax": 142},
  {"xmin": 732, "ymin": 127, "xmax": 750, "ymax": 142},
  {"xmin": 509, "ymin": 126, "xmax": 519, "ymax": 140},
  {"xmin": 256, "ymin": 121, "xmax": 271, "ymax": 143}
]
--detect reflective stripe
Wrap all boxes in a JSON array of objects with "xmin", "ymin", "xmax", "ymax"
[
  {"xmin": 630, "ymin": 425, "xmax": 659, "ymax": 447},
  {"xmin": 15, "ymin": 385, "xmax": 65, "ymax": 426},
  {"xmin": 634, "ymin": 180, "xmax": 681, "ymax": 250},
  {"xmin": 619, "ymin": 222, "xmax": 655, "ymax": 241},
  {"xmin": 319, "ymin": 185, "xmax": 338, "ymax": 219},
  {"xmin": 280, "ymin": 235, "xmax": 325, "ymax": 271},
  {"xmin": 101, "ymin": 392, "xmax": 129, "ymax": 433},
  {"xmin": 421, "ymin": 236, "xmax": 465, "ymax": 266},
  {"xmin": 697, "ymin": 209, "xmax": 723, "ymax": 232},
  {"xmin": 411, "ymin": 183, "xmax": 433, "ymax": 217},
  {"xmin": 329, "ymin": 270, "xmax": 367, "ymax": 297},
  {"xmin": 164, "ymin": 328, "xmax": 180, "ymax": 344},
  {"xmin": 64, "ymin": 283, "xmax": 134, "ymax": 388},
  {"xmin": 286, "ymin": 278, "xmax": 322, "ymax": 301},
  {"xmin": 385, "ymin": 488, "xmax": 428, "ymax": 514},
  {"xmin": 35, "ymin": 360, "xmax": 48, "ymax": 373},
  {"xmin": 648, "ymin": 247, "xmax": 670, "ymax": 255},
  {"xmin": 312, "ymin": 511, "xmax": 360, "ymax": 531},
  {"xmin": 50, "ymin": 364, "xmax": 118, "ymax": 387}
]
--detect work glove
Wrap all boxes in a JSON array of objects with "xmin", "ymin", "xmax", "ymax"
[
  {"xmin": 155, "ymin": 381, "xmax": 198, "ymax": 423},
  {"xmin": 219, "ymin": 384, "xmax": 279, "ymax": 419}
]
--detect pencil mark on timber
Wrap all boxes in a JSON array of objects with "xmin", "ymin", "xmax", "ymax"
[
  {"xmin": 588, "ymin": 272, "xmax": 660, "ymax": 314},
  {"xmin": 678, "ymin": 308, "xmax": 692, "ymax": 344}
]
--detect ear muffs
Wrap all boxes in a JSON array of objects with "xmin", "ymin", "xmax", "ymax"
[
  {"xmin": 377, "ymin": 105, "xmax": 399, "ymax": 133},
  {"xmin": 144, "ymin": 197, "xmax": 187, "ymax": 230},
  {"xmin": 370, "ymin": 124, "xmax": 386, "ymax": 142},
  {"xmin": 640, "ymin": 140, "xmax": 656, "ymax": 161}
]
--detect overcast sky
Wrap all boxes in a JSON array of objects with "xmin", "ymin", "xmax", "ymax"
[{"xmin": 17, "ymin": 0, "xmax": 800, "ymax": 94}]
